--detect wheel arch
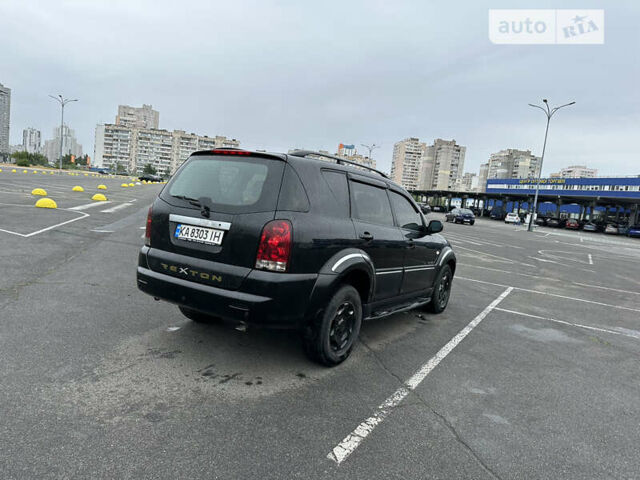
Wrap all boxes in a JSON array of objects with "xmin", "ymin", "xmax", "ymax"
[{"xmin": 304, "ymin": 249, "xmax": 375, "ymax": 324}]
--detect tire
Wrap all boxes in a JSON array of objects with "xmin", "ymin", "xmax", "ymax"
[
  {"xmin": 470, "ymin": 221, "xmax": 475, "ymax": 225},
  {"xmin": 303, "ymin": 285, "xmax": 362, "ymax": 367},
  {"xmin": 179, "ymin": 305, "xmax": 220, "ymax": 324},
  {"xmin": 427, "ymin": 265, "xmax": 453, "ymax": 314}
]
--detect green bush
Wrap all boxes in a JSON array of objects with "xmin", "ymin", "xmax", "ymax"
[{"xmin": 16, "ymin": 158, "xmax": 30, "ymax": 167}]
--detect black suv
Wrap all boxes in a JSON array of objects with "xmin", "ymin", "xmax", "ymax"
[{"xmin": 137, "ymin": 149, "xmax": 456, "ymax": 366}]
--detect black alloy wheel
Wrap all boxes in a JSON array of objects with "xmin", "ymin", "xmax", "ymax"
[
  {"xmin": 427, "ymin": 264, "xmax": 453, "ymax": 313},
  {"xmin": 303, "ymin": 285, "xmax": 362, "ymax": 366}
]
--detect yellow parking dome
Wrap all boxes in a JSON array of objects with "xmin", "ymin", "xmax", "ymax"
[
  {"xmin": 32, "ymin": 170, "xmax": 38, "ymax": 174},
  {"xmin": 35, "ymin": 198, "xmax": 57, "ymax": 209},
  {"xmin": 23, "ymin": 170, "xmax": 28, "ymax": 173},
  {"xmin": 121, "ymin": 183, "xmax": 129, "ymax": 187},
  {"xmin": 11, "ymin": 169, "xmax": 16, "ymax": 172},
  {"xmin": 31, "ymin": 188, "xmax": 47, "ymax": 196},
  {"xmin": 97, "ymin": 184, "xmax": 107, "ymax": 190},
  {"xmin": 92, "ymin": 193, "xmax": 108, "ymax": 201},
  {"xmin": 72, "ymin": 186, "xmax": 84, "ymax": 192},
  {"xmin": 128, "ymin": 182, "xmax": 135, "ymax": 186}
]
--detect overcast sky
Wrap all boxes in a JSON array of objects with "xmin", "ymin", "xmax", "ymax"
[{"xmin": 2, "ymin": 0, "xmax": 638, "ymax": 176}]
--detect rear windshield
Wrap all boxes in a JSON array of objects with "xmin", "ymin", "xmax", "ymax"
[
  {"xmin": 459, "ymin": 209, "xmax": 473, "ymax": 215},
  {"xmin": 163, "ymin": 155, "xmax": 284, "ymax": 213}
]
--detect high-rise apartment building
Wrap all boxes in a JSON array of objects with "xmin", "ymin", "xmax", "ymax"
[
  {"xmin": 391, "ymin": 138, "xmax": 426, "ymax": 190},
  {"xmin": 43, "ymin": 125, "xmax": 83, "ymax": 163},
  {"xmin": 486, "ymin": 149, "xmax": 541, "ymax": 180},
  {"xmin": 0, "ymin": 83, "xmax": 10, "ymax": 161},
  {"xmin": 550, "ymin": 165, "xmax": 598, "ymax": 178},
  {"xmin": 94, "ymin": 124, "xmax": 239, "ymax": 175},
  {"xmin": 95, "ymin": 104, "xmax": 239, "ymax": 175},
  {"xmin": 478, "ymin": 163, "xmax": 489, "ymax": 192},
  {"xmin": 116, "ymin": 104, "xmax": 160, "ymax": 129},
  {"xmin": 22, "ymin": 127, "xmax": 41, "ymax": 154},
  {"xmin": 461, "ymin": 172, "xmax": 479, "ymax": 191},
  {"xmin": 418, "ymin": 139, "xmax": 466, "ymax": 191}
]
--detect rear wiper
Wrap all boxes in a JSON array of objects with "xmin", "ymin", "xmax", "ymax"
[
  {"xmin": 172, "ymin": 195, "xmax": 214, "ymax": 218},
  {"xmin": 171, "ymin": 194, "xmax": 199, "ymax": 203}
]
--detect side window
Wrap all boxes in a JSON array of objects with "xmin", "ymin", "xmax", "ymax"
[
  {"xmin": 389, "ymin": 191, "xmax": 423, "ymax": 230},
  {"xmin": 277, "ymin": 164, "xmax": 309, "ymax": 212},
  {"xmin": 321, "ymin": 170, "xmax": 349, "ymax": 217},
  {"xmin": 350, "ymin": 181, "xmax": 394, "ymax": 226}
]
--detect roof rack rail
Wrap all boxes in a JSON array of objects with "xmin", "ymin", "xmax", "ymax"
[{"xmin": 289, "ymin": 149, "xmax": 389, "ymax": 179}]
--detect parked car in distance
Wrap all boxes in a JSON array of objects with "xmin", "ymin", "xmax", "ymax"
[
  {"xmin": 504, "ymin": 212, "xmax": 520, "ymax": 224},
  {"xmin": 628, "ymin": 225, "xmax": 640, "ymax": 238},
  {"xmin": 617, "ymin": 223, "xmax": 630, "ymax": 235},
  {"xmin": 565, "ymin": 218, "xmax": 580, "ymax": 230},
  {"xmin": 583, "ymin": 222, "xmax": 598, "ymax": 232},
  {"xmin": 417, "ymin": 202, "xmax": 431, "ymax": 214},
  {"xmin": 137, "ymin": 148, "xmax": 456, "ymax": 366},
  {"xmin": 445, "ymin": 208, "xmax": 475, "ymax": 225},
  {"xmin": 490, "ymin": 208, "xmax": 506, "ymax": 220},
  {"xmin": 546, "ymin": 217, "xmax": 565, "ymax": 228},
  {"xmin": 139, "ymin": 173, "xmax": 163, "ymax": 182},
  {"xmin": 605, "ymin": 223, "xmax": 620, "ymax": 234},
  {"xmin": 431, "ymin": 205, "xmax": 445, "ymax": 212},
  {"xmin": 535, "ymin": 216, "xmax": 548, "ymax": 226}
]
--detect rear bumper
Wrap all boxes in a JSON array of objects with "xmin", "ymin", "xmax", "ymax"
[{"xmin": 137, "ymin": 264, "xmax": 318, "ymax": 329}]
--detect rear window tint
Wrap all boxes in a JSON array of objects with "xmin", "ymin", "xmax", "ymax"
[{"xmin": 164, "ymin": 156, "xmax": 284, "ymax": 213}]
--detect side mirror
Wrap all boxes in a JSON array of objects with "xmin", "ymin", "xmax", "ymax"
[{"xmin": 427, "ymin": 220, "xmax": 443, "ymax": 234}]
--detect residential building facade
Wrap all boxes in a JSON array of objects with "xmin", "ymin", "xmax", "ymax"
[
  {"xmin": 43, "ymin": 125, "xmax": 83, "ymax": 163},
  {"xmin": 478, "ymin": 163, "xmax": 489, "ymax": 192},
  {"xmin": 550, "ymin": 165, "xmax": 598, "ymax": 178},
  {"xmin": 22, "ymin": 127, "xmax": 41, "ymax": 154},
  {"xmin": 391, "ymin": 138, "xmax": 426, "ymax": 190},
  {"xmin": 418, "ymin": 139, "xmax": 466, "ymax": 191},
  {"xmin": 461, "ymin": 172, "xmax": 479, "ymax": 191},
  {"xmin": 94, "ymin": 124, "xmax": 239, "ymax": 175},
  {"xmin": 486, "ymin": 149, "xmax": 541, "ymax": 180},
  {"xmin": 116, "ymin": 104, "xmax": 159, "ymax": 129},
  {"xmin": 0, "ymin": 83, "xmax": 10, "ymax": 161}
]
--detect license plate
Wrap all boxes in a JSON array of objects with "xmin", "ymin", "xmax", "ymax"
[{"xmin": 174, "ymin": 223, "xmax": 224, "ymax": 245}]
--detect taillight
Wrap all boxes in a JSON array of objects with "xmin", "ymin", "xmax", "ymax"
[
  {"xmin": 255, "ymin": 220, "xmax": 292, "ymax": 272},
  {"xmin": 145, "ymin": 206, "xmax": 152, "ymax": 246}
]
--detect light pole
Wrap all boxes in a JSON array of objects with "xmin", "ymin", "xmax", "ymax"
[
  {"xmin": 360, "ymin": 143, "xmax": 380, "ymax": 164},
  {"xmin": 526, "ymin": 99, "xmax": 575, "ymax": 232},
  {"xmin": 49, "ymin": 95, "xmax": 78, "ymax": 171}
]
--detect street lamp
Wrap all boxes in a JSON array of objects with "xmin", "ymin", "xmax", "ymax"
[
  {"xmin": 360, "ymin": 143, "xmax": 380, "ymax": 164},
  {"xmin": 49, "ymin": 94, "xmax": 78, "ymax": 171},
  {"xmin": 526, "ymin": 99, "xmax": 575, "ymax": 232}
]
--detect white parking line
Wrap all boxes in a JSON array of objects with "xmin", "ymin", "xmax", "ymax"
[
  {"xmin": 327, "ymin": 287, "xmax": 514, "ymax": 465},
  {"xmin": 457, "ymin": 276, "xmax": 640, "ymax": 313},
  {"xmin": 588, "ymin": 254, "xmax": 593, "ymax": 265},
  {"xmin": 494, "ymin": 307, "xmax": 640, "ymax": 340},
  {"xmin": 69, "ymin": 201, "xmax": 112, "ymax": 211},
  {"xmin": 455, "ymin": 245, "xmax": 535, "ymax": 268},
  {"xmin": 572, "ymin": 282, "xmax": 640, "ymax": 296},
  {"xmin": 459, "ymin": 263, "xmax": 562, "ymax": 282},
  {"xmin": 100, "ymin": 202, "xmax": 132, "ymax": 213}
]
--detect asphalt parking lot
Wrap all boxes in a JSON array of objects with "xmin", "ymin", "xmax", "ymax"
[{"xmin": 2, "ymin": 168, "xmax": 640, "ymax": 479}]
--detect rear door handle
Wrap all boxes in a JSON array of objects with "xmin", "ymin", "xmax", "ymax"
[
  {"xmin": 359, "ymin": 232, "xmax": 374, "ymax": 241},
  {"xmin": 407, "ymin": 239, "xmax": 415, "ymax": 249}
]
